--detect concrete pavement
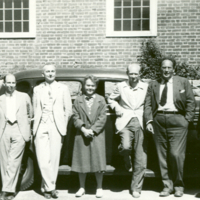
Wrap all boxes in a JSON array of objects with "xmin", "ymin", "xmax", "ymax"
[{"xmin": 14, "ymin": 176, "xmax": 200, "ymax": 200}]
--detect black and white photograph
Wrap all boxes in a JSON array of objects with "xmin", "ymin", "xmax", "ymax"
[{"xmin": 0, "ymin": 0, "xmax": 200, "ymax": 200}]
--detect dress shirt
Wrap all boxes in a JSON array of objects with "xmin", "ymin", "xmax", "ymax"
[
  {"xmin": 158, "ymin": 77, "xmax": 178, "ymax": 111},
  {"xmin": 6, "ymin": 91, "xmax": 17, "ymax": 123}
]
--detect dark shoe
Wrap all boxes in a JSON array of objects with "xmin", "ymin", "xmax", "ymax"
[
  {"xmin": 196, "ymin": 193, "xmax": 200, "ymax": 198},
  {"xmin": 5, "ymin": 195, "xmax": 15, "ymax": 200},
  {"xmin": 44, "ymin": 192, "xmax": 51, "ymax": 199},
  {"xmin": 174, "ymin": 191, "xmax": 183, "ymax": 197},
  {"xmin": 0, "ymin": 192, "xmax": 12, "ymax": 200},
  {"xmin": 51, "ymin": 190, "xmax": 58, "ymax": 199}
]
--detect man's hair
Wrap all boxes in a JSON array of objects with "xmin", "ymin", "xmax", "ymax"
[
  {"xmin": 160, "ymin": 56, "xmax": 176, "ymax": 70},
  {"xmin": 42, "ymin": 64, "xmax": 56, "ymax": 73},
  {"xmin": 126, "ymin": 63, "xmax": 141, "ymax": 74},
  {"xmin": 4, "ymin": 74, "xmax": 16, "ymax": 83}
]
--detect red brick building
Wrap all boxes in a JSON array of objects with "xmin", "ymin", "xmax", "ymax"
[{"xmin": 0, "ymin": 0, "xmax": 199, "ymax": 74}]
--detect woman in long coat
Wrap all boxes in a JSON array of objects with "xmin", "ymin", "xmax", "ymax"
[{"xmin": 71, "ymin": 75, "xmax": 107, "ymax": 198}]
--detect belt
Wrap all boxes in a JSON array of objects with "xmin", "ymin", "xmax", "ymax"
[{"xmin": 157, "ymin": 111, "xmax": 182, "ymax": 115}]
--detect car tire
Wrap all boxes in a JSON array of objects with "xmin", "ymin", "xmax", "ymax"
[{"xmin": 18, "ymin": 150, "xmax": 34, "ymax": 191}]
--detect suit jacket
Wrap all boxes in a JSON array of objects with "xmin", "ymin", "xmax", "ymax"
[
  {"xmin": 144, "ymin": 76, "xmax": 195, "ymax": 124},
  {"xmin": 33, "ymin": 81, "xmax": 72, "ymax": 136},
  {"xmin": 108, "ymin": 80, "xmax": 148, "ymax": 132},
  {"xmin": 0, "ymin": 91, "xmax": 32, "ymax": 142},
  {"xmin": 73, "ymin": 94, "xmax": 107, "ymax": 134}
]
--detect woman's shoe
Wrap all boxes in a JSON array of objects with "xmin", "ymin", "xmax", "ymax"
[
  {"xmin": 96, "ymin": 189, "xmax": 103, "ymax": 198},
  {"xmin": 75, "ymin": 188, "xmax": 85, "ymax": 197}
]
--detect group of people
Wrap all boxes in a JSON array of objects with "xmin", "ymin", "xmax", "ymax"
[
  {"xmin": 108, "ymin": 56, "xmax": 195, "ymax": 198},
  {"xmin": 0, "ymin": 56, "xmax": 196, "ymax": 200}
]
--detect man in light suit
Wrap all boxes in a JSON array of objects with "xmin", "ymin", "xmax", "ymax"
[
  {"xmin": 33, "ymin": 65, "xmax": 72, "ymax": 199},
  {"xmin": 0, "ymin": 74, "xmax": 32, "ymax": 200},
  {"xmin": 144, "ymin": 57, "xmax": 195, "ymax": 197},
  {"xmin": 108, "ymin": 64, "xmax": 148, "ymax": 198}
]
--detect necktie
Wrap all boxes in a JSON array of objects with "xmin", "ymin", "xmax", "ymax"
[{"xmin": 160, "ymin": 82, "xmax": 168, "ymax": 106}]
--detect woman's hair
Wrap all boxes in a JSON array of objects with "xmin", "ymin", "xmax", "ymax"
[
  {"xmin": 83, "ymin": 75, "xmax": 99, "ymax": 87},
  {"xmin": 82, "ymin": 75, "xmax": 99, "ymax": 94}
]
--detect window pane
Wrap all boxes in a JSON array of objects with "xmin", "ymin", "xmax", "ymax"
[
  {"xmin": 23, "ymin": 9, "xmax": 29, "ymax": 20},
  {"xmin": 142, "ymin": 19, "xmax": 149, "ymax": 30},
  {"xmin": 0, "ymin": 22, "xmax": 3, "ymax": 32},
  {"xmin": 14, "ymin": 22, "xmax": 21, "ymax": 32},
  {"xmin": 14, "ymin": 10, "xmax": 21, "ymax": 20},
  {"xmin": 133, "ymin": 0, "xmax": 141, "ymax": 6},
  {"xmin": 114, "ymin": 0, "xmax": 121, "ymax": 6},
  {"xmin": 123, "ymin": 20, "xmax": 131, "ymax": 31},
  {"xmin": 123, "ymin": 0, "xmax": 131, "ymax": 6},
  {"xmin": 114, "ymin": 8, "xmax": 121, "ymax": 19},
  {"xmin": 5, "ymin": 10, "xmax": 12, "ymax": 20},
  {"xmin": 133, "ymin": 8, "xmax": 141, "ymax": 18},
  {"xmin": 23, "ymin": 0, "xmax": 29, "ymax": 8},
  {"xmin": 143, "ymin": 7, "xmax": 149, "ymax": 18},
  {"xmin": 14, "ymin": 0, "xmax": 21, "ymax": 8},
  {"xmin": 133, "ymin": 20, "xmax": 141, "ymax": 30},
  {"xmin": 114, "ymin": 20, "xmax": 121, "ymax": 31},
  {"xmin": 123, "ymin": 8, "xmax": 131, "ymax": 18},
  {"xmin": 5, "ymin": 0, "xmax": 12, "ymax": 8},
  {"xmin": 143, "ymin": 0, "xmax": 150, "ymax": 6},
  {"xmin": 5, "ymin": 22, "xmax": 12, "ymax": 32},
  {"xmin": 23, "ymin": 21, "xmax": 29, "ymax": 32},
  {"xmin": 0, "ymin": 10, "xmax": 3, "ymax": 20},
  {"xmin": 0, "ymin": 1, "xmax": 3, "ymax": 8}
]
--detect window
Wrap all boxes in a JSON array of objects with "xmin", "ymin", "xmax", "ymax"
[
  {"xmin": 0, "ymin": 0, "xmax": 36, "ymax": 38},
  {"xmin": 106, "ymin": 0, "xmax": 157, "ymax": 37}
]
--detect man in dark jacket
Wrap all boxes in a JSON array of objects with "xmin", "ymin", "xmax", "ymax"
[{"xmin": 144, "ymin": 57, "xmax": 195, "ymax": 197}]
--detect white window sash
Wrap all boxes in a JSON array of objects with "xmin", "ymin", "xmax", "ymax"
[
  {"xmin": 106, "ymin": 0, "xmax": 157, "ymax": 37},
  {"xmin": 0, "ymin": 0, "xmax": 36, "ymax": 38}
]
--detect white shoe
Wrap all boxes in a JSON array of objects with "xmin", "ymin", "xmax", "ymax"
[
  {"xmin": 75, "ymin": 188, "xmax": 85, "ymax": 197},
  {"xmin": 132, "ymin": 191, "xmax": 140, "ymax": 198},
  {"xmin": 96, "ymin": 188, "xmax": 103, "ymax": 198}
]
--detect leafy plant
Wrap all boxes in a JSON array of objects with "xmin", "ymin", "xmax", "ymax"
[{"xmin": 137, "ymin": 39, "xmax": 200, "ymax": 80}]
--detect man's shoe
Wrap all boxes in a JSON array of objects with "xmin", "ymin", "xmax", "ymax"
[
  {"xmin": 44, "ymin": 192, "xmax": 51, "ymax": 199},
  {"xmin": 174, "ymin": 191, "xmax": 183, "ymax": 197},
  {"xmin": 5, "ymin": 195, "xmax": 15, "ymax": 200},
  {"xmin": 75, "ymin": 188, "xmax": 85, "ymax": 197},
  {"xmin": 51, "ymin": 190, "xmax": 58, "ymax": 199},
  {"xmin": 159, "ymin": 189, "xmax": 171, "ymax": 197},
  {"xmin": 0, "ymin": 192, "xmax": 14, "ymax": 200},
  {"xmin": 132, "ymin": 191, "xmax": 140, "ymax": 198},
  {"xmin": 0, "ymin": 192, "xmax": 7, "ymax": 200}
]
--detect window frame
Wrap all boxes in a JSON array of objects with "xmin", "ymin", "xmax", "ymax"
[
  {"xmin": 106, "ymin": 0, "xmax": 157, "ymax": 37},
  {"xmin": 0, "ymin": 0, "xmax": 36, "ymax": 38}
]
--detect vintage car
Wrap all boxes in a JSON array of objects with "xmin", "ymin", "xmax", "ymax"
[{"xmin": 4, "ymin": 68, "xmax": 200, "ymax": 191}]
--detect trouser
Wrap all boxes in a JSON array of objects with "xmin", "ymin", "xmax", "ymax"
[
  {"xmin": 34, "ymin": 118, "xmax": 62, "ymax": 192},
  {"xmin": 118, "ymin": 117, "xmax": 147, "ymax": 192},
  {"xmin": 153, "ymin": 113, "xmax": 188, "ymax": 192},
  {"xmin": 0, "ymin": 122, "xmax": 25, "ymax": 193}
]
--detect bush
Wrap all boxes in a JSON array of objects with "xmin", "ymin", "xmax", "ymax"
[{"xmin": 137, "ymin": 39, "xmax": 200, "ymax": 80}]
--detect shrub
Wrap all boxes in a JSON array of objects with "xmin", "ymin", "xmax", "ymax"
[{"xmin": 137, "ymin": 39, "xmax": 200, "ymax": 80}]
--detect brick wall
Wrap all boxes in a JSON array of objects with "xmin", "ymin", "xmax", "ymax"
[{"xmin": 0, "ymin": 0, "xmax": 199, "ymax": 75}]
